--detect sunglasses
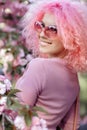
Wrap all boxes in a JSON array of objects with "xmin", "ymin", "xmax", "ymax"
[{"xmin": 34, "ymin": 21, "xmax": 57, "ymax": 38}]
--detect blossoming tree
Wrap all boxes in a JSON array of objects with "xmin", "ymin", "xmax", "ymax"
[{"xmin": 0, "ymin": 0, "xmax": 34, "ymax": 82}]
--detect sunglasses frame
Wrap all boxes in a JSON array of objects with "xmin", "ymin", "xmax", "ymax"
[{"xmin": 34, "ymin": 21, "xmax": 58, "ymax": 38}]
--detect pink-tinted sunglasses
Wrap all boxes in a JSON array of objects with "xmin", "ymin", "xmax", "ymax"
[{"xmin": 34, "ymin": 21, "xmax": 57, "ymax": 38}]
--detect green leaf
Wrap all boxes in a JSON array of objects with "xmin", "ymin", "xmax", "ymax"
[
  {"xmin": 24, "ymin": 112, "xmax": 32, "ymax": 126},
  {"xmin": 17, "ymin": 106, "xmax": 32, "ymax": 126},
  {"xmin": 7, "ymin": 97, "xmax": 13, "ymax": 107},
  {"xmin": 6, "ymin": 96, "xmax": 23, "ymax": 111},
  {"xmin": 32, "ymin": 112, "xmax": 38, "ymax": 117},
  {"xmin": 32, "ymin": 106, "xmax": 48, "ymax": 114},
  {"xmin": 11, "ymin": 32, "xmax": 20, "ymax": 40},
  {"xmin": 0, "ymin": 30, "xmax": 7, "ymax": 39},
  {"xmin": 7, "ymin": 89, "xmax": 21, "ymax": 97}
]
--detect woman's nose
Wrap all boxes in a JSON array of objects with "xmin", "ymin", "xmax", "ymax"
[{"xmin": 39, "ymin": 29, "xmax": 45, "ymax": 37}]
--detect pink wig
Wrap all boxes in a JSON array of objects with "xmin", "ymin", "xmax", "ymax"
[{"xmin": 20, "ymin": 0, "xmax": 87, "ymax": 72}]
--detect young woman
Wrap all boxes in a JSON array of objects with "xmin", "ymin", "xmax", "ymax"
[{"xmin": 16, "ymin": 0, "xmax": 87, "ymax": 130}]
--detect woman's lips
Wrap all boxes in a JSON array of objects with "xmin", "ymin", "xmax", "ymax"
[{"xmin": 39, "ymin": 41, "xmax": 52, "ymax": 46}]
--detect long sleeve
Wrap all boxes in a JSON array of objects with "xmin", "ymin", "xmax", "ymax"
[{"xmin": 15, "ymin": 59, "xmax": 45, "ymax": 107}]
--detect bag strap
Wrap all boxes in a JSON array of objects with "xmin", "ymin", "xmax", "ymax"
[{"xmin": 73, "ymin": 95, "xmax": 79, "ymax": 130}]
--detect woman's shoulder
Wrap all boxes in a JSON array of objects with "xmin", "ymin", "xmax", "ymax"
[
  {"xmin": 29, "ymin": 57, "xmax": 58, "ymax": 66},
  {"xmin": 29, "ymin": 57, "xmax": 69, "ymax": 71},
  {"xmin": 30, "ymin": 57, "xmax": 45, "ymax": 63},
  {"xmin": 29, "ymin": 57, "xmax": 46, "ymax": 67},
  {"xmin": 29, "ymin": 57, "xmax": 77, "ymax": 74},
  {"xmin": 27, "ymin": 58, "xmax": 46, "ymax": 72},
  {"xmin": 30, "ymin": 57, "xmax": 66, "ymax": 64}
]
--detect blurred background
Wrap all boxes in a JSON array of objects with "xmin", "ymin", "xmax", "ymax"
[{"xmin": 0, "ymin": 0, "xmax": 87, "ymax": 125}]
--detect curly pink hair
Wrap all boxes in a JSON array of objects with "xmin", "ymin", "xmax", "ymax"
[{"xmin": 20, "ymin": 0, "xmax": 87, "ymax": 72}]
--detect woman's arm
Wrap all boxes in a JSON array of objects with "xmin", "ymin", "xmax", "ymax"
[{"xmin": 15, "ymin": 59, "xmax": 45, "ymax": 107}]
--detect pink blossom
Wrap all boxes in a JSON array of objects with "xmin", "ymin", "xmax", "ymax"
[
  {"xmin": 31, "ymin": 117, "xmax": 48, "ymax": 130},
  {"xmin": 32, "ymin": 116, "xmax": 40, "ymax": 126},
  {"xmin": 0, "ymin": 97, "xmax": 7, "ymax": 105},
  {"xmin": 29, "ymin": 0, "xmax": 37, "ymax": 3},
  {"xmin": 42, "ymin": 128, "xmax": 48, "ymax": 130},
  {"xmin": 18, "ymin": 48, "xmax": 25, "ymax": 58},
  {"xmin": 0, "ymin": 105, "xmax": 5, "ymax": 115},
  {"xmin": 10, "ymin": 1, "xmax": 28, "ymax": 17},
  {"xmin": 13, "ymin": 59, "xmax": 20, "ymax": 67},
  {"xmin": 4, "ymin": 79, "xmax": 12, "ymax": 90},
  {"xmin": 4, "ymin": 109, "xmax": 18, "ymax": 121},
  {"xmin": 19, "ymin": 58, "xmax": 28, "ymax": 66},
  {"xmin": 0, "ymin": 75, "xmax": 6, "ymax": 81},
  {"xmin": 2, "ymin": 24, "xmax": 16, "ymax": 32},
  {"xmin": 26, "ymin": 54, "xmax": 34, "ymax": 62},
  {"xmin": 5, "ymin": 53, "xmax": 14, "ymax": 62},
  {"xmin": 0, "ymin": 75, "xmax": 12, "ymax": 91},
  {"xmin": 0, "ymin": 40, "xmax": 4, "ymax": 48},
  {"xmin": 0, "ymin": 96, "xmax": 7, "ymax": 115},
  {"xmin": 0, "ymin": 82, "xmax": 6, "ymax": 95},
  {"xmin": 11, "ymin": 40, "xmax": 17, "ymax": 46},
  {"xmin": 40, "ymin": 119, "xmax": 47, "ymax": 128},
  {"xmin": 3, "ymin": 63, "xmax": 8, "ymax": 74},
  {"xmin": 14, "ymin": 116, "xmax": 26, "ymax": 130},
  {"xmin": 4, "ymin": 73, "xmax": 12, "ymax": 81},
  {"xmin": 31, "ymin": 126, "xmax": 42, "ymax": 130}
]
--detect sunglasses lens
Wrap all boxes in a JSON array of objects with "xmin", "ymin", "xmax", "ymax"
[
  {"xmin": 45, "ymin": 26, "xmax": 57, "ymax": 37},
  {"xmin": 34, "ymin": 21, "xmax": 44, "ymax": 33}
]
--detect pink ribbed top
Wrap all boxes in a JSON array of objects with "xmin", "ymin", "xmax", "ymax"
[{"xmin": 16, "ymin": 58, "xmax": 80, "ymax": 130}]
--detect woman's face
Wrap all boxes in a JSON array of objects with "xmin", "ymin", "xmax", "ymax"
[{"xmin": 35, "ymin": 13, "xmax": 66, "ymax": 58}]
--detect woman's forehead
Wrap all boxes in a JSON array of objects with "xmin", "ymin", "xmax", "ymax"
[{"xmin": 42, "ymin": 13, "xmax": 56, "ymax": 26}]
